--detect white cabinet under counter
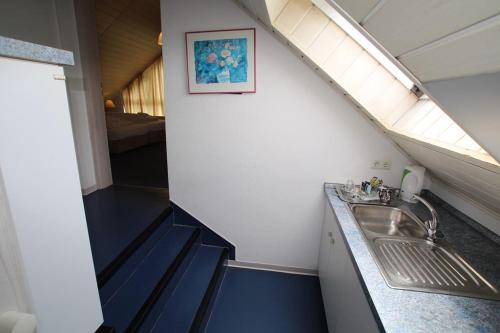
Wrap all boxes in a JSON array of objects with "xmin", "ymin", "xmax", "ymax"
[{"xmin": 319, "ymin": 195, "xmax": 379, "ymax": 333}]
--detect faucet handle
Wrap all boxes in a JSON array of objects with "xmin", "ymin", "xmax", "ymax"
[{"xmin": 412, "ymin": 194, "xmax": 439, "ymax": 242}]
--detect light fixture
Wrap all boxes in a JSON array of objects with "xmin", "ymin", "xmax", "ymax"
[
  {"xmin": 157, "ymin": 32, "xmax": 163, "ymax": 46},
  {"xmin": 105, "ymin": 99, "xmax": 116, "ymax": 109}
]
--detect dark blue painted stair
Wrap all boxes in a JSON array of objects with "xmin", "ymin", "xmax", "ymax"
[
  {"xmin": 149, "ymin": 246, "xmax": 228, "ymax": 333},
  {"xmin": 89, "ymin": 187, "xmax": 328, "ymax": 333},
  {"xmin": 99, "ymin": 213, "xmax": 174, "ymax": 305},
  {"xmin": 87, "ymin": 187, "xmax": 231, "ymax": 333},
  {"xmin": 101, "ymin": 225, "xmax": 200, "ymax": 332},
  {"xmin": 84, "ymin": 185, "xmax": 172, "ymax": 281}
]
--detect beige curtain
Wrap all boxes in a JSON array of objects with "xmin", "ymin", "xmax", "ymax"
[{"xmin": 122, "ymin": 57, "xmax": 165, "ymax": 116}]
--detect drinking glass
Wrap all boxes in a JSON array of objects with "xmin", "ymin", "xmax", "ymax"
[{"xmin": 344, "ymin": 179, "xmax": 355, "ymax": 194}]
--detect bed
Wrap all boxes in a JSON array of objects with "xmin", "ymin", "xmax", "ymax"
[{"xmin": 106, "ymin": 112, "xmax": 166, "ymax": 154}]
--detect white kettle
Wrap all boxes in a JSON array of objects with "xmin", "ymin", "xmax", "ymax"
[{"xmin": 400, "ymin": 165, "xmax": 426, "ymax": 203}]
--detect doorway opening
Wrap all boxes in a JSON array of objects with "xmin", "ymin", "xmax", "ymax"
[
  {"xmin": 83, "ymin": 0, "xmax": 171, "ymax": 299},
  {"xmin": 96, "ymin": 0, "xmax": 167, "ymax": 189}
]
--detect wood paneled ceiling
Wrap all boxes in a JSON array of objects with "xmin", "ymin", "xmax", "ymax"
[{"xmin": 95, "ymin": 0, "xmax": 161, "ymax": 97}]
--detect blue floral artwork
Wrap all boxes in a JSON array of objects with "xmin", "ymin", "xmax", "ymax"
[{"xmin": 194, "ymin": 38, "xmax": 248, "ymax": 84}]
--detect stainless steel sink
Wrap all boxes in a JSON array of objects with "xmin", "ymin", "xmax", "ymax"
[
  {"xmin": 350, "ymin": 204, "xmax": 500, "ymax": 300},
  {"xmin": 351, "ymin": 205, "xmax": 427, "ymax": 239}
]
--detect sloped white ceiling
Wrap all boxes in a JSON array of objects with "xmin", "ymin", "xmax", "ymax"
[
  {"xmin": 332, "ymin": 0, "xmax": 500, "ymax": 83},
  {"xmin": 95, "ymin": 0, "xmax": 162, "ymax": 97},
  {"xmin": 399, "ymin": 19, "xmax": 500, "ymax": 82},
  {"xmin": 333, "ymin": 0, "xmax": 377, "ymax": 23},
  {"xmin": 362, "ymin": 0, "xmax": 500, "ymax": 57},
  {"xmin": 424, "ymin": 72, "xmax": 500, "ymax": 164}
]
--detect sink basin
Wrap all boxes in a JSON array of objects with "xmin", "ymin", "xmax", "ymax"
[
  {"xmin": 351, "ymin": 204, "xmax": 427, "ymax": 239},
  {"xmin": 349, "ymin": 203, "xmax": 500, "ymax": 301}
]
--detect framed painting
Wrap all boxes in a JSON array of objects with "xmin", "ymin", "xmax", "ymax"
[{"xmin": 185, "ymin": 28, "xmax": 256, "ymax": 94}]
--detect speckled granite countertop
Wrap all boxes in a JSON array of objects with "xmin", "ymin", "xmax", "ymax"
[
  {"xmin": 0, "ymin": 35, "xmax": 74, "ymax": 66},
  {"xmin": 324, "ymin": 183, "xmax": 500, "ymax": 333}
]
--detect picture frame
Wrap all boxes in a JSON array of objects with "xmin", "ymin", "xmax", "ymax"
[{"xmin": 185, "ymin": 28, "xmax": 256, "ymax": 94}]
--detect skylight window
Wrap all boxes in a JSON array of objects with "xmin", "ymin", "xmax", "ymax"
[{"xmin": 272, "ymin": 0, "xmax": 498, "ymax": 166}]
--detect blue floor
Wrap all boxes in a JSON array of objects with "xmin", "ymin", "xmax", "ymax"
[
  {"xmin": 205, "ymin": 267, "xmax": 328, "ymax": 333},
  {"xmin": 83, "ymin": 185, "xmax": 170, "ymax": 275},
  {"xmin": 102, "ymin": 226, "xmax": 197, "ymax": 332},
  {"xmin": 84, "ymin": 184, "xmax": 328, "ymax": 333}
]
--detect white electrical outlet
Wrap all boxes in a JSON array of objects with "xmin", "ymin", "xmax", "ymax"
[{"xmin": 372, "ymin": 160, "xmax": 392, "ymax": 170}]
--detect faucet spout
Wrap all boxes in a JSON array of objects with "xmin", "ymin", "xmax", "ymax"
[{"xmin": 412, "ymin": 194, "xmax": 439, "ymax": 241}]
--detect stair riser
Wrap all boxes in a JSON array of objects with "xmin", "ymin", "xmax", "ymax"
[
  {"xmin": 98, "ymin": 207, "xmax": 173, "ymax": 287},
  {"xmin": 136, "ymin": 238, "xmax": 202, "ymax": 333},
  {"xmin": 149, "ymin": 246, "xmax": 227, "ymax": 333},
  {"xmin": 126, "ymin": 229, "xmax": 201, "ymax": 333},
  {"xmin": 191, "ymin": 249, "xmax": 228, "ymax": 333},
  {"xmin": 100, "ymin": 214, "xmax": 174, "ymax": 305},
  {"xmin": 95, "ymin": 325, "xmax": 116, "ymax": 333},
  {"xmin": 102, "ymin": 227, "xmax": 199, "ymax": 332}
]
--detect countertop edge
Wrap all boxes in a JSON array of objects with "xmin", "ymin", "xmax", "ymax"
[{"xmin": 0, "ymin": 36, "xmax": 74, "ymax": 66}]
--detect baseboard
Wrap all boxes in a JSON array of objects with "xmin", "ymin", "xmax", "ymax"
[{"xmin": 227, "ymin": 260, "xmax": 318, "ymax": 276}]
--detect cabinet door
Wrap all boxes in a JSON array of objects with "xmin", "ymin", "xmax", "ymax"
[
  {"xmin": 318, "ymin": 202, "xmax": 332, "ymax": 281},
  {"xmin": 325, "ymin": 204, "xmax": 348, "ymax": 331},
  {"xmin": 318, "ymin": 202, "xmax": 335, "ymax": 331},
  {"xmin": 329, "ymin": 212, "xmax": 379, "ymax": 333}
]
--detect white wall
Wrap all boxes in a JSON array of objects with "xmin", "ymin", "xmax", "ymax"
[
  {"xmin": 70, "ymin": 0, "xmax": 113, "ymax": 193},
  {"xmin": 425, "ymin": 72, "xmax": 500, "ymax": 163},
  {"xmin": 0, "ymin": 261, "xmax": 18, "ymax": 314},
  {"xmin": 0, "ymin": 0, "xmax": 113, "ymax": 193},
  {"xmin": 0, "ymin": 57, "xmax": 103, "ymax": 332},
  {"xmin": 0, "ymin": 0, "xmax": 60, "ymax": 48},
  {"xmin": 161, "ymin": 0, "xmax": 411, "ymax": 269},
  {"xmin": 54, "ymin": 0, "xmax": 100, "ymax": 193},
  {"xmin": 0, "ymin": 170, "xmax": 29, "ymax": 315}
]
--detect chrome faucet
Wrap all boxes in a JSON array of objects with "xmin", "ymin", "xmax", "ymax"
[{"xmin": 412, "ymin": 194, "xmax": 439, "ymax": 241}]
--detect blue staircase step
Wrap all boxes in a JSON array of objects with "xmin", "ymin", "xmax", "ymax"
[
  {"xmin": 135, "ymin": 240, "xmax": 202, "ymax": 333},
  {"xmin": 83, "ymin": 185, "xmax": 171, "ymax": 281},
  {"xmin": 149, "ymin": 245, "xmax": 228, "ymax": 333},
  {"xmin": 99, "ymin": 213, "xmax": 174, "ymax": 305},
  {"xmin": 102, "ymin": 226, "xmax": 200, "ymax": 332},
  {"xmin": 97, "ymin": 206, "xmax": 173, "ymax": 287}
]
